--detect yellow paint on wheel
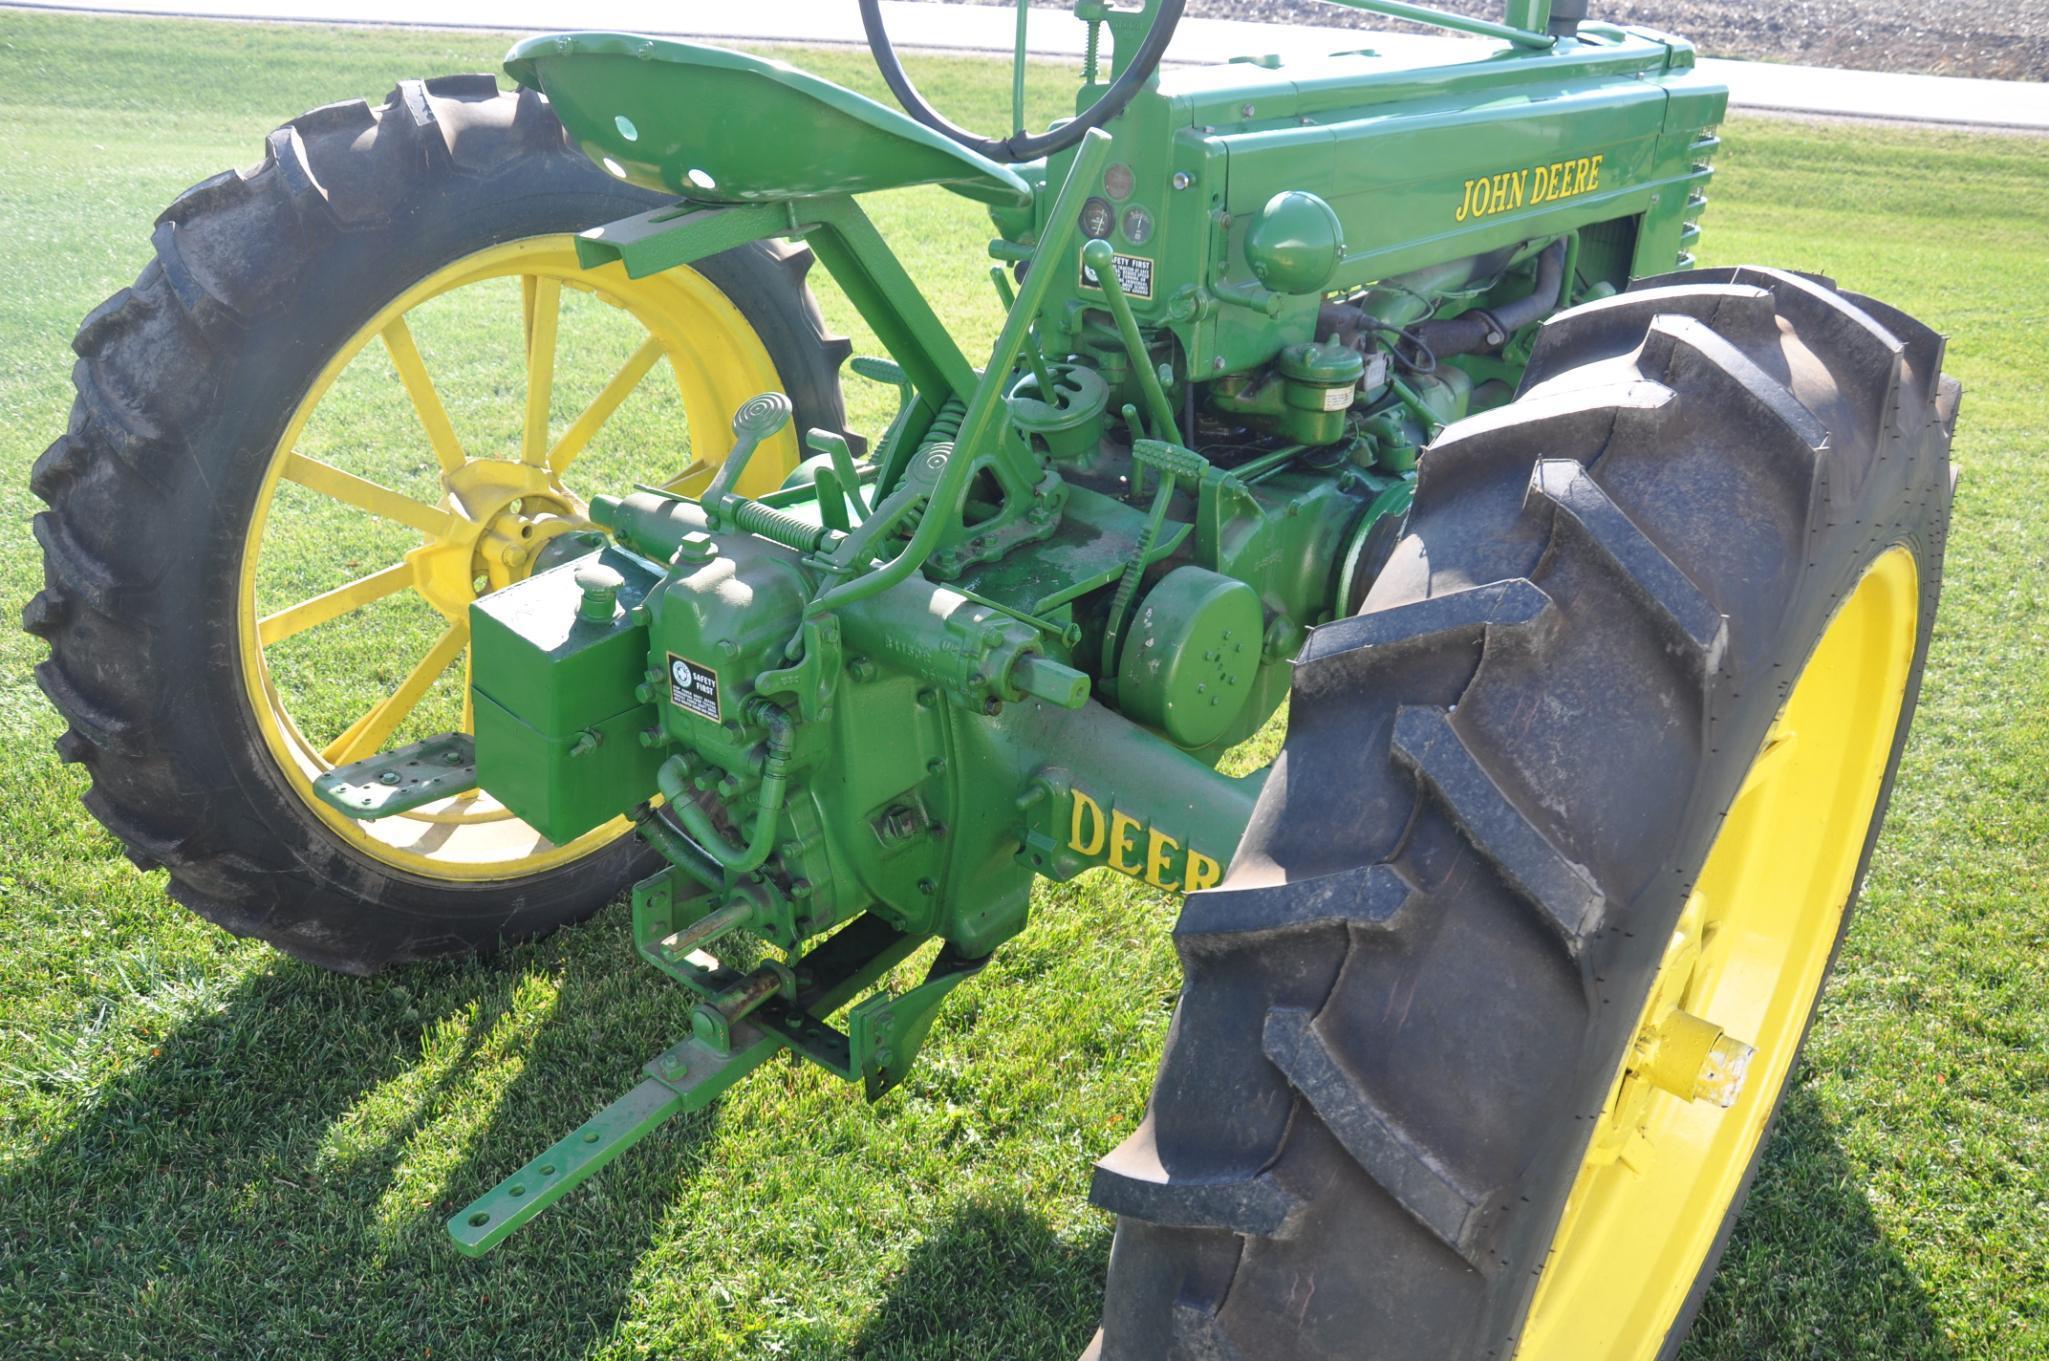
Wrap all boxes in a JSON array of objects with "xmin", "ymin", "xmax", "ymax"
[
  {"xmin": 1518, "ymin": 546, "xmax": 1920, "ymax": 1359},
  {"xmin": 236, "ymin": 236, "xmax": 792, "ymax": 881}
]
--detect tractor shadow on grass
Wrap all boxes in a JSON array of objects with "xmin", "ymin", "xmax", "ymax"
[
  {"xmin": 1678, "ymin": 1083, "xmax": 1959, "ymax": 1361},
  {"xmin": 0, "ymin": 924, "xmax": 1956, "ymax": 1361},
  {"xmin": 808, "ymin": 1085, "xmax": 1957, "ymax": 1361},
  {"xmin": 833, "ymin": 1200, "xmax": 1109, "ymax": 1361},
  {"xmin": 0, "ymin": 903, "xmax": 712, "ymax": 1360}
]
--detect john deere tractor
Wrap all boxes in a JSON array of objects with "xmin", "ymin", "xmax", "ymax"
[{"xmin": 28, "ymin": 0, "xmax": 1959, "ymax": 1355}]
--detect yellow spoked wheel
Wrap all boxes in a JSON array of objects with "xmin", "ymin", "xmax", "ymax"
[
  {"xmin": 29, "ymin": 76, "xmax": 848, "ymax": 970},
  {"xmin": 1518, "ymin": 546, "xmax": 1922, "ymax": 1359},
  {"xmin": 237, "ymin": 236, "xmax": 797, "ymax": 880}
]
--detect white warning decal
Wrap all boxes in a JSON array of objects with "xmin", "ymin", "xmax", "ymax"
[
  {"xmin": 1080, "ymin": 250, "xmax": 1155, "ymax": 301},
  {"xmin": 667, "ymin": 652, "xmax": 721, "ymax": 722}
]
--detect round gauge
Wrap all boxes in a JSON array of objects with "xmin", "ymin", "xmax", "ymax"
[
  {"xmin": 1079, "ymin": 196, "xmax": 1116, "ymax": 240},
  {"xmin": 1104, "ymin": 162, "xmax": 1136, "ymax": 201},
  {"xmin": 1122, "ymin": 204, "xmax": 1155, "ymax": 246}
]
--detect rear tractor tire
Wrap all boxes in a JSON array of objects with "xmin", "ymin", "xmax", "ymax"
[
  {"xmin": 26, "ymin": 75, "xmax": 852, "ymax": 974},
  {"xmin": 1090, "ymin": 268, "xmax": 1959, "ymax": 1360}
]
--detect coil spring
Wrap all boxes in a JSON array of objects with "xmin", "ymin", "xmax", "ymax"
[
  {"xmin": 922, "ymin": 397, "xmax": 966, "ymax": 451},
  {"xmin": 729, "ymin": 498, "xmax": 840, "ymax": 554},
  {"xmin": 893, "ymin": 396, "xmax": 968, "ymax": 496}
]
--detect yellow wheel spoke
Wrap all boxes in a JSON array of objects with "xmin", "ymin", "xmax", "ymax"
[
  {"xmin": 548, "ymin": 335, "xmax": 666, "ymax": 476},
  {"xmin": 657, "ymin": 458, "xmax": 716, "ymax": 495},
  {"xmin": 521, "ymin": 275, "xmax": 562, "ymax": 465},
  {"xmin": 242, "ymin": 235, "xmax": 791, "ymax": 878},
  {"xmin": 379, "ymin": 315, "xmax": 468, "ymax": 477},
  {"xmin": 322, "ymin": 620, "xmax": 468, "ymax": 767},
  {"xmin": 283, "ymin": 452, "xmax": 455, "ymax": 540},
  {"xmin": 258, "ymin": 561, "xmax": 414, "ymax": 647}
]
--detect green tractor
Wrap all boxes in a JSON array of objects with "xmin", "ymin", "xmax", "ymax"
[{"xmin": 27, "ymin": 1, "xmax": 1959, "ymax": 1355}]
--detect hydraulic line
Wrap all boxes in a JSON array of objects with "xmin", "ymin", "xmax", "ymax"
[{"xmin": 653, "ymin": 699, "xmax": 795, "ymax": 881}]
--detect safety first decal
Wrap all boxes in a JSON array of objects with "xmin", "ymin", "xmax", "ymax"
[
  {"xmin": 1080, "ymin": 249, "xmax": 1156, "ymax": 301},
  {"xmin": 667, "ymin": 652, "xmax": 722, "ymax": 722}
]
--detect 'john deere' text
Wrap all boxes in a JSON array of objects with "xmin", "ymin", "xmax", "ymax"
[{"xmin": 1456, "ymin": 154, "xmax": 1605, "ymax": 222}]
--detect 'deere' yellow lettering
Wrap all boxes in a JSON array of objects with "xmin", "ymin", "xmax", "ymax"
[
  {"xmin": 1069, "ymin": 789, "xmax": 1106, "ymax": 856},
  {"xmin": 1064, "ymin": 786, "xmax": 1228, "ymax": 893},
  {"xmin": 1108, "ymin": 809, "xmax": 1143, "ymax": 877},
  {"xmin": 1144, "ymin": 825, "xmax": 1181, "ymax": 890}
]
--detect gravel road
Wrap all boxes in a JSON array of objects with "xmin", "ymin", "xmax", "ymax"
[{"xmin": 931, "ymin": 0, "xmax": 2049, "ymax": 80}]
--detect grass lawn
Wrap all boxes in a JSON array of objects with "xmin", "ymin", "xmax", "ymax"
[{"xmin": 1, "ymin": 9, "xmax": 2044, "ymax": 1358}]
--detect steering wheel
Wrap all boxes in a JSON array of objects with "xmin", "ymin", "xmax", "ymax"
[{"xmin": 859, "ymin": 0, "xmax": 1186, "ymax": 164}]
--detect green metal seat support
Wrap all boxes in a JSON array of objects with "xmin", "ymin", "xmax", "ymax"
[
  {"xmin": 505, "ymin": 33, "xmax": 1033, "ymax": 207},
  {"xmin": 508, "ymin": 33, "xmax": 1034, "ymax": 483}
]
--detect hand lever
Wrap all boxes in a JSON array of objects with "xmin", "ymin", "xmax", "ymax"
[
  {"xmin": 1081, "ymin": 238, "xmax": 1181, "ymax": 445},
  {"xmin": 805, "ymin": 427, "xmax": 870, "ymax": 519}
]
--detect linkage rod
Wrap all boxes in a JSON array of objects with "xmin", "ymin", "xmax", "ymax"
[
  {"xmin": 809, "ymin": 129, "xmax": 1116, "ymax": 616},
  {"xmin": 1317, "ymin": 0, "xmax": 1555, "ymax": 48}
]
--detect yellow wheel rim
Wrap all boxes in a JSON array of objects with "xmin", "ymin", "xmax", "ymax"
[
  {"xmin": 1517, "ymin": 546, "xmax": 1921, "ymax": 1358},
  {"xmin": 237, "ymin": 235, "xmax": 796, "ymax": 882}
]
